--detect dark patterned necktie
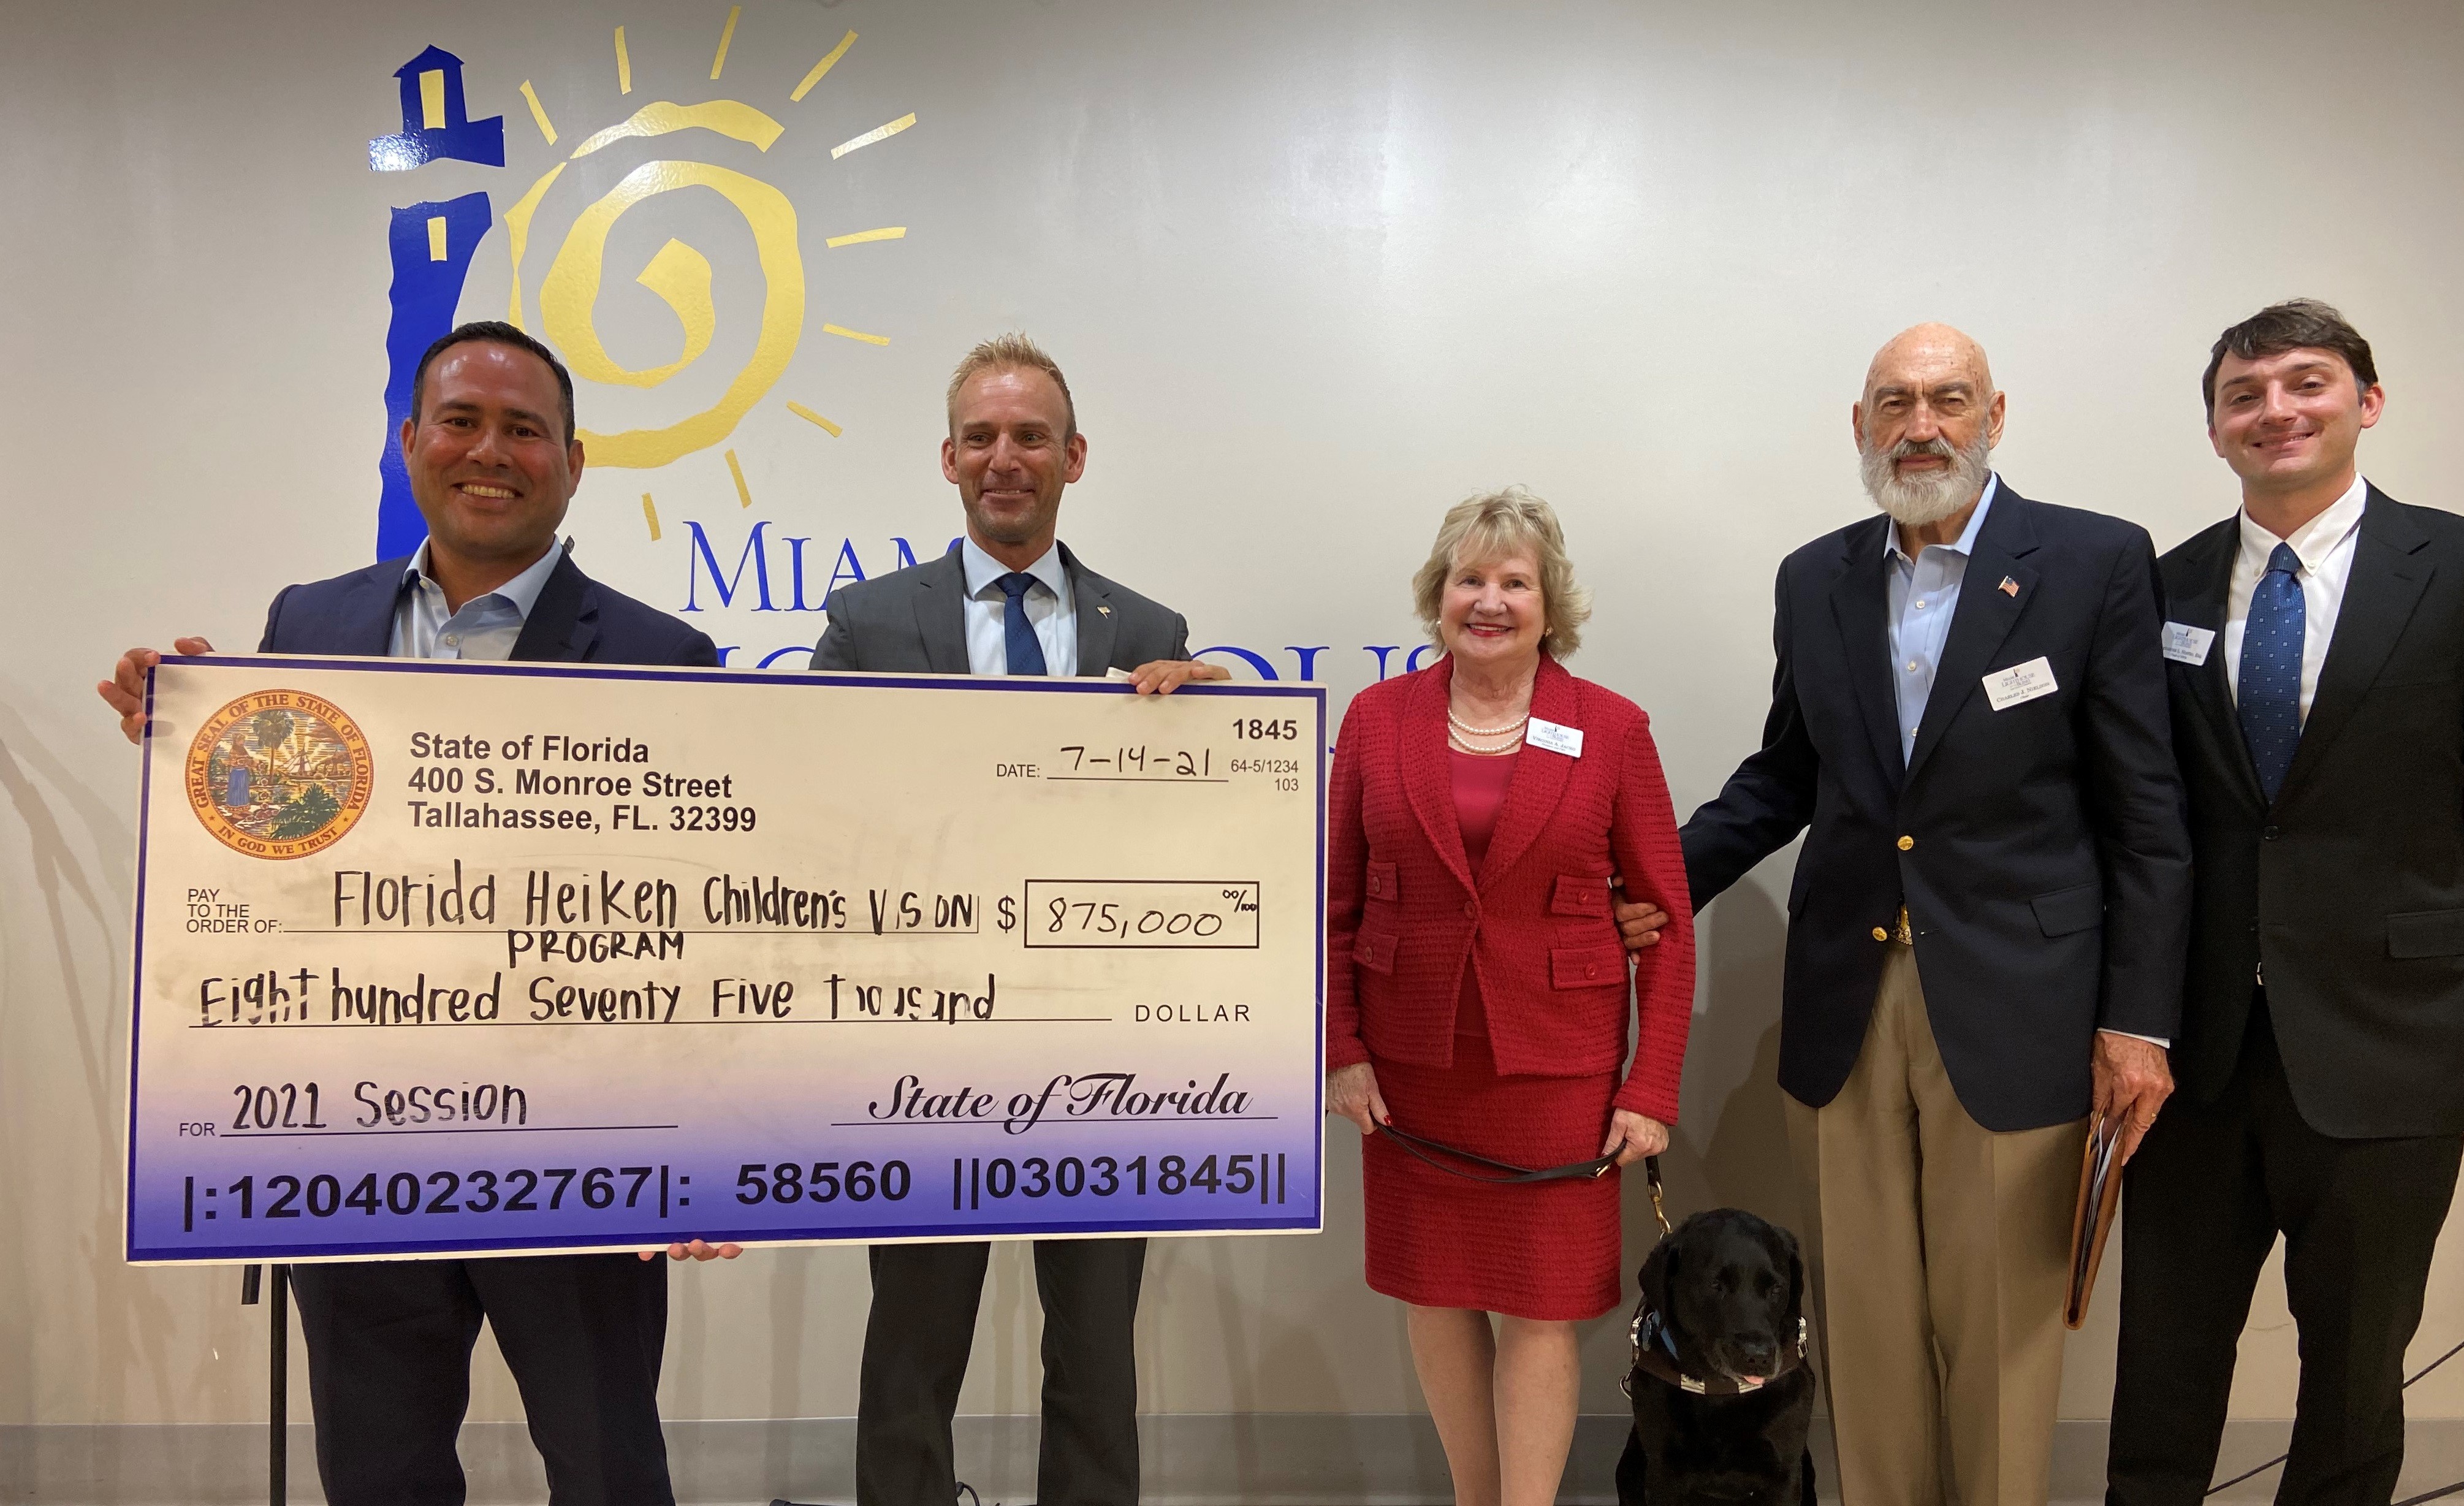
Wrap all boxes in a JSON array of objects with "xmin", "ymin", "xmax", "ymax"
[
  {"xmin": 995, "ymin": 572, "xmax": 1048, "ymax": 676},
  {"xmin": 2237, "ymin": 542, "xmax": 2304, "ymax": 803}
]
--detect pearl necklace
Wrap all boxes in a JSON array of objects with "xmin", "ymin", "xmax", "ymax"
[
  {"xmin": 1447, "ymin": 706, "xmax": 1529, "ymax": 737},
  {"xmin": 1448, "ymin": 728, "xmax": 1523, "ymax": 756},
  {"xmin": 1447, "ymin": 702, "xmax": 1530, "ymax": 756}
]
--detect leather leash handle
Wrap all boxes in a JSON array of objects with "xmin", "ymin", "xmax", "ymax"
[{"xmin": 1374, "ymin": 1122, "xmax": 1618, "ymax": 1185}]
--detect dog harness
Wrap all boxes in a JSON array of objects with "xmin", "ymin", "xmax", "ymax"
[{"xmin": 1621, "ymin": 1301, "xmax": 1809, "ymax": 1398}]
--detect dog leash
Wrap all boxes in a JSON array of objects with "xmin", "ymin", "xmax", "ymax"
[
  {"xmin": 1642, "ymin": 1153, "xmax": 1672, "ymax": 1239},
  {"xmin": 1371, "ymin": 1124, "xmax": 1675, "ymax": 1239},
  {"xmin": 1371, "ymin": 1120, "xmax": 1637, "ymax": 1185}
]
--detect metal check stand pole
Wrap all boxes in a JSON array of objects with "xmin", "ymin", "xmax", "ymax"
[{"xmin": 240, "ymin": 1262, "xmax": 291, "ymax": 1505}]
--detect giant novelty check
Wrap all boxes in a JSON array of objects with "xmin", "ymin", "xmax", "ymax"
[{"xmin": 126, "ymin": 657, "xmax": 1325, "ymax": 1263}]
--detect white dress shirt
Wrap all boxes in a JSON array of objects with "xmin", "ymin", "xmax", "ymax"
[
  {"xmin": 2223, "ymin": 473, "xmax": 2370, "ymax": 723},
  {"xmin": 2213, "ymin": 475, "xmax": 2368, "ymax": 998},
  {"xmin": 959, "ymin": 537, "xmax": 1078, "ymax": 677},
  {"xmin": 388, "ymin": 541, "xmax": 561, "ymax": 661}
]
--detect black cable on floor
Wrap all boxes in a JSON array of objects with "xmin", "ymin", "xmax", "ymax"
[{"xmin": 2205, "ymin": 1336, "xmax": 2464, "ymax": 1497}]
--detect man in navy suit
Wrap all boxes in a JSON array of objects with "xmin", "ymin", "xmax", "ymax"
[
  {"xmin": 101, "ymin": 322, "xmax": 729, "ymax": 1506},
  {"xmin": 1618, "ymin": 325, "xmax": 2189, "ymax": 1505}
]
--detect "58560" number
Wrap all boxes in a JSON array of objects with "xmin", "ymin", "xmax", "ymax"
[{"xmin": 733, "ymin": 1159, "xmax": 912, "ymax": 1204}]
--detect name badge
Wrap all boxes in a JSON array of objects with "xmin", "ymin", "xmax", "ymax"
[
  {"xmin": 1982, "ymin": 656, "xmax": 2059, "ymax": 711},
  {"xmin": 1527, "ymin": 718, "xmax": 1584, "ymax": 757},
  {"xmin": 2161, "ymin": 622, "xmax": 2216, "ymax": 666}
]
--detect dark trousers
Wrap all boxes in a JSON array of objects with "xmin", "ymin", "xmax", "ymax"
[
  {"xmin": 857, "ymin": 1238, "xmax": 1146, "ymax": 1506},
  {"xmin": 2107, "ymin": 994, "xmax": 2463, "ymax": 1505},
  {"xmin": 291, "ymin": 1253, "xmax": 672, "ymax": 1506}
]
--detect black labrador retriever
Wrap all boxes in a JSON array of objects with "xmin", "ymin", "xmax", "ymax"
[{"xmin": 1614, "ymin": 1208, "xmax": 1817, "ymax": 1506}]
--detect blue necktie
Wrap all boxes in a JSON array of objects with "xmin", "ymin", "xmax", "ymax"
[
  {"xmin": 995, "ymin": 572, "xmax": 1048, "ymax": 676},
  {"xmin": 2238, "ymin": 542, "xmax": 2305, "ymax": 803}
]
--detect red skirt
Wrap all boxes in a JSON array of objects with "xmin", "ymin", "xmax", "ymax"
[{"xmin": 1362, "ymin": 1027, "xmax": 1624, "ymax": 1321}]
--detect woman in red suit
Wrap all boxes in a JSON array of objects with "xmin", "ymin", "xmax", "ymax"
[{"xmin": 1326, "ymin": 488, "xmax": 1695, "ymax": 1506}]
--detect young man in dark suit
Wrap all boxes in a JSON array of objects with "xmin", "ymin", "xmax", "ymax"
[
  {"xmin": 100, "ymin": 322, "xmax": 734, "ymax": 1506},
  {"xmin": 1620, "ymin": 324, "xmax": 2189, "ymax": 1505},
  {"xmin": 809, "ymin": 335, "xmax": 1221, "ymax": 1506},
  {"xmin": 2106, "ymin": 301, "xmax": 2464, "ymax": 1505}
]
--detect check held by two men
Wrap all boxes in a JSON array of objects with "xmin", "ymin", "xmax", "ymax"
[{"xmin": 127, "ymin": 656, "xmax": 1326, "ymax": 1263}]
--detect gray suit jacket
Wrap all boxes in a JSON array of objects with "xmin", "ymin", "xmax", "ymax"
[{"xmin": 810, "ymin": 539, "xmax": 1191, "ymax": 674}]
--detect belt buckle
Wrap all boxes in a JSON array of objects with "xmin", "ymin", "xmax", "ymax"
[{"xmin": 1894, "ymin": 905, "xmax": 1913, "ymax": 945}]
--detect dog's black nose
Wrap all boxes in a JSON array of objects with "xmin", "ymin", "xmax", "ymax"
[{"xmin": 1735, "ymin": 1339, "xmax": 1777, "ymax": 1371}]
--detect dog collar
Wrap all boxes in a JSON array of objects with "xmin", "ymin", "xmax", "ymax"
[{"xmin": 1622, "ymin": 1303, "xmax": 1808, "ymax": 1399}]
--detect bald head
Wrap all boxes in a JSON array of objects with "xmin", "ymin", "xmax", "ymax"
[
  {"xmin": 1865, "ymin": 322, "xmax": 1994, "ymax": 401},
  {"xmin": 1854, "ymin": 323, "xmax": 2006, "ymax": 530}
]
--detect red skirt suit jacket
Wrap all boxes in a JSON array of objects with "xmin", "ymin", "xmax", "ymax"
[{"xmin": 1326, "ymin": 656, "xmax": 1697, "ymax": 1122}]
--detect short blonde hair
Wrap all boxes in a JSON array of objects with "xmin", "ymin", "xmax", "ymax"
[
  {"xmin": 945, "ymin": 333, "xmax": 1077, "ymax": 439},
  {"xmin": 1412, "ymin": 487, "xmax": 1591, "ymax": 659}
]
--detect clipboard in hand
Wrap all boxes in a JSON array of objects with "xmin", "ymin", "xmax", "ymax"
[{"xmin": 2064, "ymin": 1114, "xmax": 2126, "ymax": 1329}]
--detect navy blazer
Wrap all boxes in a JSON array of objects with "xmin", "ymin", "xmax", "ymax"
[
  {"xmin": 257, "ymin": 547, "xmax": 718, "ymax": 668},
  {"xmin": 2160, "ymin": 488, "xmax": 2464, "ymax": 1138},
  {"xmin": 1683, "ymin": 483, "xmax": 2191, "ymax": 1131}
]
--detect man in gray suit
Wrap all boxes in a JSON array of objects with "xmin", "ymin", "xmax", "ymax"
[{"xmin": 812, "ymin": 333, "xmax": 1224, "ymax": 1506}]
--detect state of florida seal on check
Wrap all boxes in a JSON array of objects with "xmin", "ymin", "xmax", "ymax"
[{"xmin": 126, "ymin": 656, "xmax": 1326, "ymax": 1263}]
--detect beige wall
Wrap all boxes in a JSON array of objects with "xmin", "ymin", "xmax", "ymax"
[{"xmin": 1, "ymin": 0, "xmax": 2458, "ymax": 1432}]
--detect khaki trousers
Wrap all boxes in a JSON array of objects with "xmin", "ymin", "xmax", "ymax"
[{"xmin": 1783, "ymin": 941, "xmax": 2083, "ymax": 1506}]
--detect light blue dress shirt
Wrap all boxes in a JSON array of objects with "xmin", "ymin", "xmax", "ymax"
[
  {"xmin": 1884, "ymin": 476, "xmax": 1999, "ymax": 764},
  {"xmin": 1878, "ymin": 479, "xmax": 2156, "ymax": 1046},
  {"xmin": 959, "ymin": 537, "xmax": 1077, "ymax": 677},
  {"xmin": 388, "ymin": 541, "xmax": 561, "ymax": 661}
]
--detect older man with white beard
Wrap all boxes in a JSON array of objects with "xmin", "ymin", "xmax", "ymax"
[{"xmin": 1617, "ymin": 325, "xmax": 2189, "ymax": 1504}]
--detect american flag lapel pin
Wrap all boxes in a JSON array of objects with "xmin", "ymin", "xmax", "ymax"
[
  {"xmin": 1998, "ymin": 576, "xmax": 2019, "ymax": 597},
  {"xmin": 1098, "ymin": 605, "xmax": 1112, "ymax": 617}
]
